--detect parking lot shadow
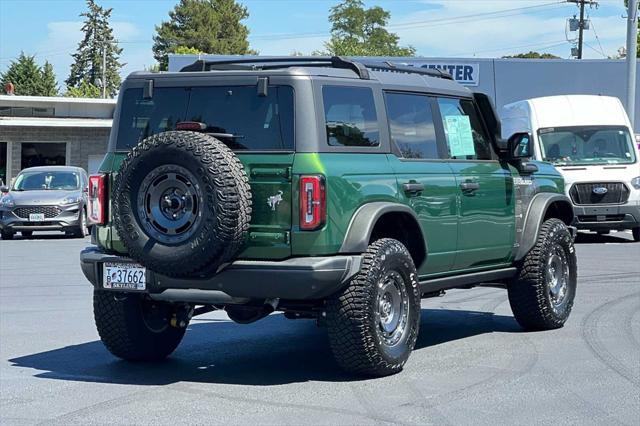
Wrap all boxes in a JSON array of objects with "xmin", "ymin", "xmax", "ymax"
[
  {"xmin": 574, "ymin": 232, "xmax": 633, "ymax": 244},
  {"xmin": 9, "ymin": 308, "xmax": 521, "ymax": 386}
]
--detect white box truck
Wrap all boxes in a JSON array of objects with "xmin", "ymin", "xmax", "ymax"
[{"xmin": 501, "ymin": 95, "xmax": 640, "ymax": 241}]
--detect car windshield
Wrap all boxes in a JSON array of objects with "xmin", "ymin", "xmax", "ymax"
[
  {"xmin": 13, "ymin": 171, "xmax": 80, "ymax": 191},
  {"xmin": 114, "ymin": 85, "xmax": 294, "ymax": 151},
  {"xmin": 538, "ymin": 126, "xmax": 636, "ymax": 166}
]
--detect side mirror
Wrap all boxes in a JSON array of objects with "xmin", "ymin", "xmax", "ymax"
[
  {"xmin": 508, "ymin": 132, "xmax": 539, "ymax": 174},
  {"xmin": 508, "ymin": 132, "xmax": 532, "ymax": 159},
  {"xmin": 0, "ymin": 186, "xmax": 9, "ymax": 194}
]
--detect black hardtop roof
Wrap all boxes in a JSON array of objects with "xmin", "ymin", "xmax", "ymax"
[{"xmin": 127, "ymin": 56, "xmax": 471, "ymax": 97}]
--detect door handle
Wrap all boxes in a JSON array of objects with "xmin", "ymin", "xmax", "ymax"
[
  {"xmin": 402, "ymin": 181, "xmax": 424, "ymax": 196},
  {"xmin": 460, "ymin": 181, "xmax": 480, "ymax": 195}
]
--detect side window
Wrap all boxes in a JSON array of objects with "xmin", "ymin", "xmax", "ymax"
[
  {"xmin": 323, "ymin": 86, "xmax": 379, "ymax": 147},
  {"xmin": 384, "ymin": 92, "xmax": 439, "ymax": 159},
  {"xmin": 437, "ymin": 98, "xmax": 493, "ymax": 160}
]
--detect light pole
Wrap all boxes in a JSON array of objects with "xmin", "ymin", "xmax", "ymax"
[{"xmin": 626, "ymin": 0, "xmax": 638, "ymax": 128}]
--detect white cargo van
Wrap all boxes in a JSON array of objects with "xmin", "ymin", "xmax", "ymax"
[{"xmin": 501, "ymin": 95, "xmax": 640, "ymax": 241}]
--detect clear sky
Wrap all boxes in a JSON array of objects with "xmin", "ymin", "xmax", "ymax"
[{"xmin": 0, "ymin": 0, "xmax": 631, "ymax": 88}]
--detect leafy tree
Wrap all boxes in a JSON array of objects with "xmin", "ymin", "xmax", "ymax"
[
  {"xmin": 65, "ymin": 80, "xmax": 101, "ymax": 98},
  {"xmin": 153, "ymin": 0, "xmax": 255, "ymax": 70},
  {"xmin": 171, "ymin": 46, "xmax": 205, "ymax": 56},
  {"xmin": 0, "ymin": 52, "xmax": 59, "ymax": 96},
  {"xmin": 625, "ymin": 0, "xmax": 640, "ymax": 57},
  {"xmin": 503, "ymin": 51, "xmax": 560, "ymax": 59},
  {"xmin": 322, "ymin": 0, "xmax": 415, "ymax": 57},
  {"xmin": 66, "ymin": 0, "xmax": 123, "ymax": 98}
]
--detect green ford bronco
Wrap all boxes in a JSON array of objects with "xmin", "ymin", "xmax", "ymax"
[{"xmin": 81, "ymin": 57, "xmax": 577, "ymax": 376}]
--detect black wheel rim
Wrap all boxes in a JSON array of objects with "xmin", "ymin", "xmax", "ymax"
[
  {"xmin": 375, "ymin": 270, "xmax": 410, "ymax": 347},
  {"xmin": 546, "ymin": 244, "xmax": 570, "ymax": 311},
  {"xmin": 136, "ymin": 164, "xmax": 204, "ymax": 245}
]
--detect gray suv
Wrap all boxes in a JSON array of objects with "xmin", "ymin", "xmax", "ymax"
[{"xmin": 0, "ymin": 166, "xmax": 89, "ymax": 239}]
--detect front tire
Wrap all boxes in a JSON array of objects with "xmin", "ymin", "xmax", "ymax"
[
  {"xmin": 326, "ymin": 238, "xmax": 421, "ymax": 376},
  {"xmin": 93, "ymin": 291, "xmax": 187, "ymax": 361},
  {"xmin": 1, "ymin": 230, "xmax": 14, "ymax": 240},
  {"xmin": 73, "ymin": 210, "xmax": 89, "ymax": 238},
  {"xmin": 508, "ymin": 218, "xmax": 577, "ymax": 331},
  {"xmin": 633, "ymin": 227, "xmax": 640, "ymax": 242}
]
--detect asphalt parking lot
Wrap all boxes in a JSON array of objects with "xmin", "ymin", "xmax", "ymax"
[{"xmin": 0, "ymin": 232, "xmax": 638, "ymax": 425}]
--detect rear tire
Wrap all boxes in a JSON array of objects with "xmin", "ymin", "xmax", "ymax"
[
  {"xmin": 633, "ymin": 227, "xmax": 640, "ymax": 242},
  {"xmin": 20, "ymin": 231, "xmax": 33, "ymax": 238},
  {"xmin": 508, "ymin": 218, "xmax": 577, "ymax": 331},
  {"xmin": 93, "ymin": 290, "xmax": 187, "ymax": 361},
  {"xmin": 326, "ymin": 238, "xmax": 421, "ymax": 376}
]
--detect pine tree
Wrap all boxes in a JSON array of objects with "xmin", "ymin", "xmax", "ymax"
[
  {"xmin": 0, "ymin": 52, "xmax": 58, "ymax": 96},
  {"xmin": 40, "ymin": 62, "xmax": 58, "ymax": 96},
  {"xmin": 153, "ymin": 0, "xmax": 255, "ymax": 70},
  {"xmin": 66, "ymin": 0, "xmax": 123, "ymax": 97}
]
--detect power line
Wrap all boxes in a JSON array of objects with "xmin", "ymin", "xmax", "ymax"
[{"xmin": 587, "ymin": 12, "xmax": 607, "ymax": 57}]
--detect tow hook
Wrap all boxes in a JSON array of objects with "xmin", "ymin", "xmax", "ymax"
[{"xmin": 170, "ymin": 305, "xmax": 194, "ymax": 328}]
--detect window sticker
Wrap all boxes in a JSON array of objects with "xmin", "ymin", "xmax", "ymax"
[{"xmin": 444, "ymin": 115, "xmax": 475, "ymax": 157}]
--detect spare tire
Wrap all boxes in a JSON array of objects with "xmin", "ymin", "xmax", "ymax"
[{"xmin": 113, "ymin": 131, "xmax": 252, "ymax": 277}]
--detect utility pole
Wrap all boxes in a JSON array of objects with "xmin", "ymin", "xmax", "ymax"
[
  {"xmin": 626, "ymin": 0, "xmax": 638, "ymax": 128},
  {"xmin": 567, "ymin": 1, "xmax": 598, "ymax": 59},
  {"xmin": 577, "ymin": 0, "xmax": 585, "ymax": 59}
]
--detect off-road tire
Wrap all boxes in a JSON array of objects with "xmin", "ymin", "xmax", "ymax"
[
  {"xmin": 633, "ymin": 227, "xmax": 640, "ymax": 242},
  {"xmin": 113, "ymin": 131, "xmax": 252, "ymax": 277},
  {"xmin": 508, "ymin": 218, "xmax": 577, "ymax": 331},
  {"xmin": 1, "ymin": 230, "xmax": 13, "ymax": 240},
  {"xmin": 326, "ymin": 238, "xmax": 421, "ymax": 376},
  {"xmin": 93, "ymin": 290, "xmax": 186, "ymax": 361}
]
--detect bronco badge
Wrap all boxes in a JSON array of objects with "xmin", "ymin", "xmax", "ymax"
[{"xmin": 267, "ymin": 190, "xmax": 284, "ymax": 211}]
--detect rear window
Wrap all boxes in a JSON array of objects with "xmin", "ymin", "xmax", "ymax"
[{"xmin": 115, "ymin": 85, "xmax": 294, "ymax": 151}]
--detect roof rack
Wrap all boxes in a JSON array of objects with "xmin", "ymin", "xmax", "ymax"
[
  {"xmin": 179, "ymin": 56, "xmax": 453, "ymax": 81},
  {"xmin": 180, "ymin": 56, "xmax": 370, "ymax": 79},
  {"xmin": 359, "ymin": 61, "xmax": 453, "ymax": 80}
]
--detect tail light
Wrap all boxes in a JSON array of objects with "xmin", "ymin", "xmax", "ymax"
[
  {"xmin": 88, "ymin": 174, "xmax": 107, "ymax": 225},
  {"xmin": 299, "ymin": 175, "xmax": 326, "ymax": 230}
]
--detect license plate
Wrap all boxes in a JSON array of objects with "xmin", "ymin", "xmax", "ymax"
[
  {"xmin": 596, "ymin": 215, "xmax": 606, "ymax": 222},
  {"xmin": 103, "ymin": 263, "xmax": 146, "ymax": 290},
  {"xmin": 29, "ymin": 213, "xmax": 45, "ymax": 221}
]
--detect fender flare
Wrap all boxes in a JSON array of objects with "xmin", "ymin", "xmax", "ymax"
[
  {"xmin": 339, "ymin": 202, "xmax": 428, "ymax": 259},
  {"xmin": 515, "ymin": 193, "xmax": 574, "ymax": 261}
]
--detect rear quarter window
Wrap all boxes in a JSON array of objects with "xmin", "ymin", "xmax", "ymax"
[{"xmin": 322, "ymin": 86, "xmax": 379, "ymax": 147}]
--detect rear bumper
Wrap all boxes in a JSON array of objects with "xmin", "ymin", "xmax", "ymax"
[
  {"xmin": 80, "ymin": 247, "xmax": 362, "ymax": 301},
  {"xmin": 572, "ymin": 203, "xmax": 640, "ymax": 231}
]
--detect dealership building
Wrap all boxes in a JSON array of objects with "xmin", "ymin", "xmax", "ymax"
[{"xmin": 0, "ymin": 95, "xmax": 116, "ymax": 185}]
